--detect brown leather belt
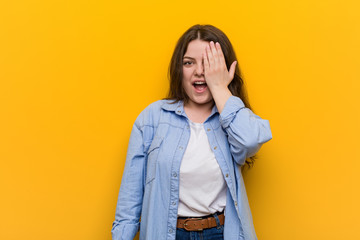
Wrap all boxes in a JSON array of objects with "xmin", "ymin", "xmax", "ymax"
[{"xmin": 176, "ymin": 213, "xmax": 225, "ymax": 231}]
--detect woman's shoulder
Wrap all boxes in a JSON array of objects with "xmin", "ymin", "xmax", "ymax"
[
  {"xmin": 143, "ymin": 99, "xmax": 177, "ymax": 113},
  {"xmin": 134, "ymin": 99, "xmax": 178, "ymax": 127}
]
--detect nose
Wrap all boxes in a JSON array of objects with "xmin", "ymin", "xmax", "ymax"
[{"xmin": 195, "ymin": 62, "xmax": 204, "ymax": 76}]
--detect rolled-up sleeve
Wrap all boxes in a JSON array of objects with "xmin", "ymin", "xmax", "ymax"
[
  {"xmin": 219, "ymin": 96, "xmax": 272, "ymax": 165},
  {"xmin": 112, "ymin": 121, "xmax": 146, "ymax": 240}
]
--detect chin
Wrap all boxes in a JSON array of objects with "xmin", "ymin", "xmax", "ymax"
[{"xmin": 192, "ymin": 97, "xmax": 213, "ymax": 106}]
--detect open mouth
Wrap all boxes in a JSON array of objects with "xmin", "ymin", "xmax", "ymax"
[{"xmin": 193, "ymin": 81, "xmax": 207, "ymax": 92}]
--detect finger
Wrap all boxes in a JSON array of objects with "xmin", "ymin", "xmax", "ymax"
[
  {"xmin": 210, "ymin": 41, "xmax": 219, "ymax": 67},
  {"xmin": 228, "ymin": 61, "xmax": 237, "ymax": 80},
  {"xmin": 203, "ymin": 52, "xmax": 210, "ymax": 74},
  {"xmin": 206, "ymin": 44, "xmax": 214, "ymax": 68},
  {"xmin": 215, "ymin": 42, "xmax": 227, "ymax": 69}
]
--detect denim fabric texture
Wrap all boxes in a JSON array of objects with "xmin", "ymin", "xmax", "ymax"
[
  {"xmin": 111, "ymin": 96, "xmax": 272, "ymax": 240},
  {"xmin": 176, "ymin": 227, "xmax": 224, "ymax": 240}
]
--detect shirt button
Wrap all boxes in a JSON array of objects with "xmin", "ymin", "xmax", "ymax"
[
  {"xmin": 172, "ymin": 201, "xmax": 176, "ymax": 206},
  {"xmin": 179, "ymin": 146, "xmax": 183, "ymax": 150},
  {"xmin": 169, "ymin": 228, "xmax": 173, "ymax": 233},
  {"xmin": 177, "ymin": 110, "xmax": 181, "ymax": 113},
  {"xmin": 173, "ymin": 173, "xmax": 177, "ymax": 178},
  {"xmin": 207, "ymin": 128, "xmax": 211, "ymax": 131},
  {"xmin": 225, "ymin": 174, "xmax": 229, "ymax": 177},
  {"xmin": 214, "ymin": 146, "xmax": 217, "ymax": 150},
  {"xmin": 235, "ymin": 201, "xmax": 238, "ymax": 206}
]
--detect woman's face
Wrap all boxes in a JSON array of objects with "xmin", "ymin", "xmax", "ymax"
[{"xmin": 182, "ymin": 39, "xmax": 213, "ymax": 107}]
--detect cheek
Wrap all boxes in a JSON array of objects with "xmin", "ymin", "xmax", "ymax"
[{"xmin": 182, "ymin": 67, "xmax": 192, "ymax": 81}]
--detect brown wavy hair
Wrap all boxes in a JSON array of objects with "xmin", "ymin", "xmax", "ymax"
[{"xmin": 166, "ymin": 24, "xmax": 256, "ymax": 168}]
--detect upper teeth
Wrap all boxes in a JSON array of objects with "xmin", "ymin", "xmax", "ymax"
[{"xmin": 194, "ymin": 81, "xmax": 205, "ymax": 84}]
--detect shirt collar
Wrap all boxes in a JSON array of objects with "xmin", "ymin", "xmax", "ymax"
[
  {"xmin": 161, "ymin": 99, "xmax": 219, "ymax": 119},
  {"xmin": 161, "ymin": 99, "xmax": 182, "ymax": 111}
]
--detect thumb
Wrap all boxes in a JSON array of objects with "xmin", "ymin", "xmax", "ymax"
[{"xmin": 228, "ymin": 61, "xmax": 237, "ymax": 80}]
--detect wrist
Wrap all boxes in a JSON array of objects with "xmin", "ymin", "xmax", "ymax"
[{"xmin": 210, "ymin": 87, "xmax": 232, "ymax": 113}]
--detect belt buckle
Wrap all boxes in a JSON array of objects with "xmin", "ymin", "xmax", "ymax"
[{"xmin": 183, "ymin": 218, "xmax": 203, "ymax": 231}]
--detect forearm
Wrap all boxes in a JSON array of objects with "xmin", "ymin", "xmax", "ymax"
[{"xmin": 210, "ymin": 86, "xmax": 232, "ymax": 114}]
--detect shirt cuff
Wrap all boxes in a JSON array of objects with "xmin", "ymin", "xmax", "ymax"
[
  {"xmin": 111, "ymin": 223, "xmax": 139, "ymax": 240},
  {"xmin": 219, "ymin": 96, "xmax": 246, "ymax": 129}
]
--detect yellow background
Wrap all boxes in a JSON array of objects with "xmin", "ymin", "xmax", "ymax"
[{"xmin": 1, "ymin": 0, "xmax": 359, "ymax": 239}]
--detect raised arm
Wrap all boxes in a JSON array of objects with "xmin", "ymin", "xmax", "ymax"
[
  {"xmin": 204, "ymin": 41, "xmax": 272, "ymax": 165},
  {"xmin": 219, "ymin": 96, "xmax": 272, "ymax": 165}
]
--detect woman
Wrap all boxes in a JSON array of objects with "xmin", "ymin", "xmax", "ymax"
[{"xmin": 112, "ymin": 24, "xmax": 272, "ymax": 240}]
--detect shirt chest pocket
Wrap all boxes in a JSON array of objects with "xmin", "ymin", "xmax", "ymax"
[{"xmin": 145, "ymin": 136, "xmax": 163, "ymax": 184}]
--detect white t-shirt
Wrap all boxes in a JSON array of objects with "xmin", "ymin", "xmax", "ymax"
[{"xmin": 177, "ymin": 121, "xmax": 227, "ymax": 217}]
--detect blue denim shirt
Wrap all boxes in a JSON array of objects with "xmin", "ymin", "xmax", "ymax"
[{"xmin": 112, "ymin": 96, "xmax": 272, "ymax": 240}]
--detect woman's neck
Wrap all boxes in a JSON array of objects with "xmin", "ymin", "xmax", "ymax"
[{"xmin": 183, "ymin": 100, "xmax": 214, "ymax": 123}]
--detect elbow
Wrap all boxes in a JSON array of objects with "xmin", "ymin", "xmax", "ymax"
[
  {"xmin": 234, "ymin": 135, "xmax": 264, "ymax": 161},
  {"xmin": 245, "ymin": 124, "xmax": 273, "ymax": 157},
  {"xmin": 241, "ymin": 134, "xmax": 262, "ymax": 159},
  {"xmin": 244, "ymin": 125, "xmax": 272, "ymax": 158},
  {"xmin": 228, "ymin": 119, "xmax": 273, "ymax": 163},
  {"xmin": 230, "ymin": 141, "xmax": 260, "ymax": 165},
  {"xmin": 245, "ymin": 142, "xmax": 262, "ymax": 159},
  {"xmin": 258, "ymin": 120, "xmax": 273, "ymax": 144}
]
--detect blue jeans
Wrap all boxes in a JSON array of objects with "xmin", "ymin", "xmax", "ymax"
[{"xmin": 176, "ymin": 213, "xmax": 224, "ymax": 240}]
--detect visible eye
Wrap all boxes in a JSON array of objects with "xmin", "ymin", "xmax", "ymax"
[{"xmin": 183, "ymin": 61, "xmax": 193, "ymax": 66}]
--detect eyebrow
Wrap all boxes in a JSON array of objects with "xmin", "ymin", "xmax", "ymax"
[{"xmin": 183, "ymin": 56, "xmax": 195, "ymax": 60}]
